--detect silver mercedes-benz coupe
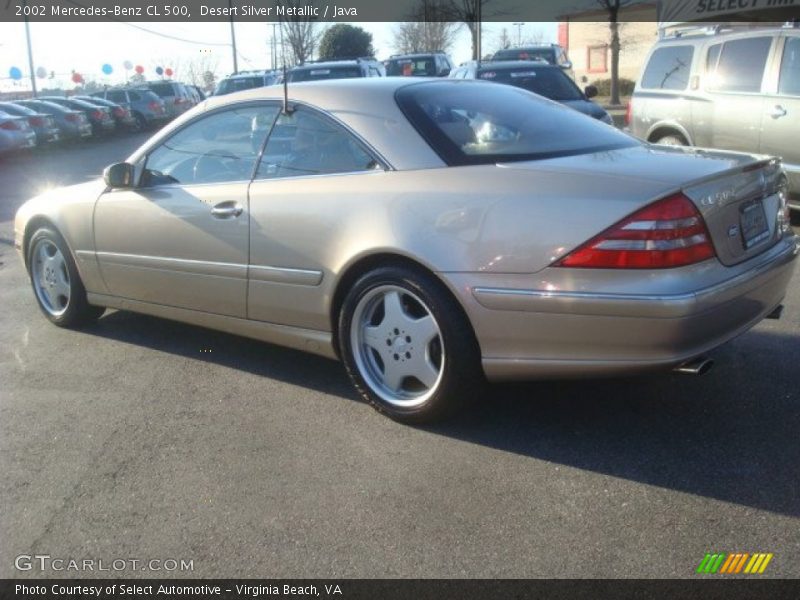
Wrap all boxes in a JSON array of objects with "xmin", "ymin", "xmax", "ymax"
[{"xmin": 14, "ymin": 78, "xmax": 797, "ymax": 422}]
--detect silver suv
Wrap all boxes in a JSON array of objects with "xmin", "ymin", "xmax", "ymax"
[{"xmin": 630, "ymin": 25, "xmax": 800, "ymax": 204}]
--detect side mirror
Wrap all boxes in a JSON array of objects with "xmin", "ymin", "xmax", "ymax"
[
  {"xmin": 584, "ymin": 85, "xmax": 599, "ymax": 99},
  {"xmin": 439, "ymin": 68, "xmax": 451, "ymax": 77},
  {"xmin": 561, "ymin": 61, "xmax": 573, "ymax": 70},
  {"xmin": 103, "ymin": 162, "xmax": 134, "ymax": 188}
]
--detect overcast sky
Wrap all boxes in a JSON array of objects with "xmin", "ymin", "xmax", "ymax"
[{"xmin": 0, "ymin": 21, "xmax": 556, "ymax": 92}]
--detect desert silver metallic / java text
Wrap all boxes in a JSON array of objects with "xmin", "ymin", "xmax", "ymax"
[{"xmin": 351, "ymin": 285, "xmax": 444, "ymax": 408}]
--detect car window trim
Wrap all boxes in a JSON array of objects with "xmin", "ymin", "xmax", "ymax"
[
  {"xmin": 254, "ymin": 102, "xmax": 390, "ymax": 181},
  {"xmin": 139, "ymin": 99, "xmax": 282, "ymax": 188}
]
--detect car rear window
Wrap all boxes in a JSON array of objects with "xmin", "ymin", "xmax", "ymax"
[
  {"xmin": 148, "ymin": 83, "xmax": 174, "ymax": 97},
  {"xmin": 386, "ymin": 57, "xmax": 436, "ymax": 76},
  {"xmin": 288, "ymin": 67, "xmax": 362, "ymax": 82},
  {"xmin": 641, "ymin": 45, "xmax": 694, "ymax": 90},
  {"xmin": 215, "ymin": 77, "xmax": 265, "ymax": 95},
  {"xmin": 708, "ymin": 36, "xmax": 772, "ymax": 93},
  {"xmin": 477, "ymin": 66, "xmax": 583, "ymax": 101},
  {"xmin": 493, "ymin": 48, "xmax": 556, "ymax": 63},
  {"xmin": 395, "ymin": 81, "xmax": 636, "ymax": 166}
]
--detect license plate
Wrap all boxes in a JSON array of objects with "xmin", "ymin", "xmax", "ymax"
[{"xmin": 740, "ymin": 198, "xmax": 770, "ymax": 249}]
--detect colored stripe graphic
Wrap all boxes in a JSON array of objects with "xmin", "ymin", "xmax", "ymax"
[{"xmin": 699, "ymin": 552, "xmax": 773, "ymax": 574}]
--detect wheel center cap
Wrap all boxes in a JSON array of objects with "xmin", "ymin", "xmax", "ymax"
[{"xmin": 392, "ymin": 336, "xmax": 408, "ymax": 352}]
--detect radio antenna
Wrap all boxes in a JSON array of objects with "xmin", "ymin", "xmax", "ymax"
[{"xmin": 279, "ymin": 20, "xmax": 294, "ymax": 115}]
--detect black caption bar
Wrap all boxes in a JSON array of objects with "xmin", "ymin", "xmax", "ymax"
[
  {"xmin": 2, "ymin": 579, "xmax": 800, "ymax": 600},
  {"xmin": 2, "ymin": 0, "xmax": 799, "ymax": 23}
]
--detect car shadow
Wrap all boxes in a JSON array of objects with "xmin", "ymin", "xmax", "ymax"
[{"xmin": 82, "ymin": 311, "xmax": 799, "ymax": 517}]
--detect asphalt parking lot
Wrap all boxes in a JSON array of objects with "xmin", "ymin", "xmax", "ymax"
[{"xmin": 1, "ymin": 136, "xmax": 799, "ymax": 579}]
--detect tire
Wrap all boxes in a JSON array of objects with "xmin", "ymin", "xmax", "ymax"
[
  {"xmin": 27, "ymin": 227, "xmax": 105, "ymax": 328},
  {"xmin": 133, "ymin": 112, "xmax": 148, "ymax": 131},
  {"xmin": 339, "ymin": 265, "xmax": 483, "ymax": 423},
  {"xmin": 654, "ymin": 134, "xmax": 687, "ymax": 146}
]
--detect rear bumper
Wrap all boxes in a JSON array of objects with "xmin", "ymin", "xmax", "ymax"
[{"xmin": 442, "ymin": 236, "xmax": 798, "ymax": 381}]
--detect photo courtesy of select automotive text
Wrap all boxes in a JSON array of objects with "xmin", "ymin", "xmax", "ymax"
[{"xmin": 2, "ymin": 0, "xmax": 800, "ymax": 596}]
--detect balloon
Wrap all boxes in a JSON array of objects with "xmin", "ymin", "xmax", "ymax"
[
  {"xmin": 123, "ymin": 60, "xmax": 133, "ymax": 70},
  {"xmin": 102, "ymin": 63, "xmax": 113, "ymax": 75},
  {"xmin": 71, "ymin": 72, "xmax": 83, "ymax": 84},
  {"xmin": 135, "ymin": 65, "xmax": 144, "ymax": 74},
  {"xmin": 9, "ymin": 67, "xmax": 22, "ymax": 80},
  {"xmin": 155, "ymin": 66, "xmax": 164, "ymax": 76},
  {"xmin": 36, "ymin": 66, "xmax": 47, "ymax": 79},
  {"xmin": 165, "ymin": 68, "xmax": 173, "ymax": 77}
]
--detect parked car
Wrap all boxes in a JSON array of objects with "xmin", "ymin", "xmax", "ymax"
[
  {"xmin": 451, "ymin": 61, "xmax": 613, "ymax": 124},
  {"xmin": 13, "ymin": 79, "xmax": 796, "ymax": 423},
  {"xmin": 74, "ymin": 95, "xmax": 136, "ymax": 131},
  {"xmin": 15, "ymin": 99, "xmax": 92, "ymax": 141},
  {"xmin": 92, "ymin": 88, "xmax": 168, "ymax": 131},
  {"xmin": 40, "ymin": 96, "xmax": 115, "ymax": 136},
  {"xmin": 145, "ymin": 81, "xmax": 195, "ymax": 118},
  {"xmin": 0, "ymin": 101, "xmax": 61, "ymax": 146},
  {"xmin": 286, "ymin": 59, "xmax": 385, "ymax": 82},
  {"xmin": 629, "ymin": 25, "xmax": 800, "ymax": 206},
  {"xmin": 185, "ymin": 84, "xmax": 206, "ymax": 103},
  {"xmin": 0, "ymin": 109, "xmax": 37, "ymax": 154},
  {"xmin": 492, "ymin": 44, "xmax": 574, "ymax": 79},
  {"xmin": 385, "ymin": 53, "xmax": 453, "ymax": 77},
  {"xmin": 213, "ymin": 70, "xmax": 278, "ymax": 96}
]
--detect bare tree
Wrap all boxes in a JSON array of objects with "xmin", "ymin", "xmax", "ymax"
[
  {"xmin": 492, "ymin": 27, "xmax": 511, "ymax": 53},
  {"xmin": 444, "ymin": 0, "xmax": 501, "ymax": 60},
  {"xmin": 394, "ymin": 0, "xmax": 460, "ymax": 54},
  {"xmin": 184, "ymin": 55, "xmax": 219, "ymax": 88},
  {"xmin": 595, "ymin": 0, "xmax": 633, "ymax": 105},
  {"xmin": 523, "ymin": 29, "xmax": 546, "ymax": 45},
  {"xmin": 278, "ymin": 0, "xmax": 321, "ymax": 66}
]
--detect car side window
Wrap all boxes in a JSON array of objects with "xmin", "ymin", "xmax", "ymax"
[
  {"xmin": 255, "ymin": 107, "xmax": 380, "ymax": 180},
  {"xmin": 778, "ymin": 37, "xmax": 800, "ymax": 96},
  {"xmin": 129, "ymin": 91, "xmax": 141, "ymax": 101},
  {"xmin": 108, "ymin": 91, "xmax": 126, "ymax": 103},
  {"xmin": 640, "ymin": 46, "xmax": 694, "ymax": 90},
  {"xmin": 142, "ymin": 104, "xmax": 279, "ymax": 186},
  {"xmin": 708, "ymin": 36, "xmax": 772, "ymax": 93}
]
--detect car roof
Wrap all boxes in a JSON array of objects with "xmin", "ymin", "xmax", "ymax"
[{"xmin": 389, "ymin": 53, "xmax": 446, "ymax": 58}]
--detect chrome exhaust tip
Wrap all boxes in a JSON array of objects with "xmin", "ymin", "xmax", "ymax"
[{"xmin": 674, "ymin": 356, "xmax": 714, "ymax": 376}]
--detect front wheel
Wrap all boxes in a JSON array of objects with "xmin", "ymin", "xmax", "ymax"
[
  {"xmin": 339, "ymin": 266, "xmax": 483, "ymax": 423},
  {"xmin": 654, "ymin": 133, "xmax": 687, "ymax": 146},
  {"xmin": 27, "ymin": 227, "xmax": 105, "ymax": 327}
]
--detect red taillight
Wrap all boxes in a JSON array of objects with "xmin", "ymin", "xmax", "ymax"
[
  {"xmin": 65, "ymin": 113, "xmax": 80, "ymax": 122},
  {"xmin": 149, "ymin": 101, "xmax": 163, "ymax": 112},
  {"xmin": 625, "ymin": 100, "xmax": 632, "ymax": 126},
  {"xmin": 91, "ymin": 110, "xmax": 103, "ymax": 120},
  {"xmin": 555, "ymin": 193, "xmax": 716, "ymax": 269},
  {"xmin": 0, "ymin": 120, "xmax": 20, "ymax": 130},
  {"xmin": 113, "ymin": 107, "xmax": 125, "ymax": 118},
  {"xmin": 29, "ymin": 116, "xmax": 44, "ymax": 127}
]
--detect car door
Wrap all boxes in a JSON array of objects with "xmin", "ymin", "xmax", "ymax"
[
  {"xmin": 247, "ymin": 106, "xmax": 386, "ymax": 329},
  {"xmin": 93, "ymin": 102, "xmax": 279, "ymax": 317},
  {"xmin": 704, "ymin": 36, "xmax": 774, "ymax": 153},
  {"xmin": 759, "ymin": 34, "xmax": 800, "ymax": 193}
]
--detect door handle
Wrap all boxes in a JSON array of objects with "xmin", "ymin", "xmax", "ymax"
[
  {"xmin": 210, "ymin": 202, "xmax": 243, "ymax": 218},
  {"xmin": 768, "ymin": 105, "xmax": 787, "ymax": 119}
]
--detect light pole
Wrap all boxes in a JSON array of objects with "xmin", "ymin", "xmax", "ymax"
[
  {"xmin": 513, "ymin": 22, "xmax": 524, "ymax": 47},
  {"xmin": 23, "ymin": 0, "xmax": 38, "ymax": 97},
  {"xmin": 228, "ymin": 0, "xmax": 238, "ymax": 74}
]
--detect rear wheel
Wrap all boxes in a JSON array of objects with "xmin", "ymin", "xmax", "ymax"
[
  {"xmin": 133, "ymin": 112, "xmax": 148, "ymax": 131},
  {"xmin": 27, "ymin": 227, "xmax": 104, "ymax": 327},
  {"xmin": 339, "ymin": 266, "xmax": 483, "ymax": 423},
  {"xmin": 654, "ymin": 133, "xmax": 687, "ymax": 146}
]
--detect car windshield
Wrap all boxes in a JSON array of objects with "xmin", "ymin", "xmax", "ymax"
[
  {"xmin": 493, "ymin": 48, "xmax": 556, "ymax": 63},
  {"xmin": 288, "ymin": 67, "xmax": 362, "ymax": 82},
  {"xmin": 386, "ymin": 57, "xmax": 436, "ymax": 76},
  {"xmin": 215, "ymin": 77, "xmax": 266, "ymax": 95},
  {"xmin": 477, "ymin": 67, "xmax": 583, "ymax": 101},
  {"xmin": 396, "ymin": 81, "xmax": 636, "ymax": 166}
]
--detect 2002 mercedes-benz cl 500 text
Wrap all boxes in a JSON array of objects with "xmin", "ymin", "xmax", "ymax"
[{"xmin": 15, "ymin": 78, "xmax": 798, "ymax": 422}]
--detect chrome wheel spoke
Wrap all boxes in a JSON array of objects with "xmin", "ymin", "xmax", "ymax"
[
  {"xmin": 410, "ymin": 354, "xmax": 439, "ymax": 389},
  {"xmin": 381, "ymin": 360, "xmax": 405, "ymax": 393},
  {"xmin": 381, "ymin": 290, "xmax": 406, "ymax": 326},
  {"xmin": 362, "ymin": 325, "xmax": 383, "ymax": 351},
  {"xmin": 411, "ymin": 315, "xmax": 438, "ymax": 346}
]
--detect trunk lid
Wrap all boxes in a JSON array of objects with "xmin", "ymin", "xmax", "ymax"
[{"xmin": 500, "ymin": 144, "xmax": 786, "ymax": 267}]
